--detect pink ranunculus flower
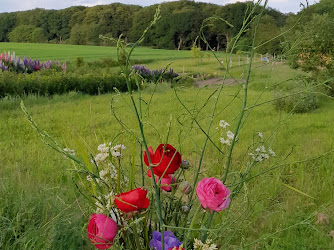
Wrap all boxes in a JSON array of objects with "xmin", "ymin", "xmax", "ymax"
[
  {"xmin": 155, "ymin": 175, "xmax": 177, "ymax": 192},
  {"xmin": 196, "ymin": 177, "xmax": 231, "ymax": 212},
  {"xmin": 87, "ymin": 214, "xmax": 118, "ymax": 249}
]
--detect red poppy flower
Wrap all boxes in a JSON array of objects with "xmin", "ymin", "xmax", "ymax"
[
  {"xmin": 114, "ymin": 188, "xmax": 149, "ymax": 213},
  {"xmin": 144, "ymin": 144, "xmax": 182, "ymax": 177}
]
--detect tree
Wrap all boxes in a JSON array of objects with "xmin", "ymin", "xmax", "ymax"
[
  {"xmin": 284, "ymin": 13, "xmax": 334, "ymax": 95},
  {"xmin": 254, "ymin": 14, "xmax": 282, "ymax": 54},
  {"xmin": 8, "ymin": 25, "xmax": 46, "ymax": 43},
  {"xmin": 0, "ymin": 13, "xmax": 16, "ymax": 42}
]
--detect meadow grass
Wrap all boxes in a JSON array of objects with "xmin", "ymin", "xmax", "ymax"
[
  {"xmin": 1, "ymin": 83, "xmax": 333, "ymax": 249},
  {"xmin": 1, "ymin": 42, "xmax": 261, "ymax": 76},
  {"xmin": 0, "ymin": 43, "xmax": 333, "ymax": 249}
]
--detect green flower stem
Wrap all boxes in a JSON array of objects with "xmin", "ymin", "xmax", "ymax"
[
  {"xmin": 183, "ymin": 205, "xmax": 201, "ymax": 250},
  {"xmin": 143, "ymin": 214, "xmax": 149, "ymax": 248},
  {"xmin": 223, "ymin": 0, "xmax": 268, "ymax": 183},
  {"xmin": 132, "ymin": 221, "xmax": 141, "ymax": 249},
  {"xmin": 201, "ymin": 211, "xmax": 215, "ymax": 242},
  {"xmin": 119, "ymin": 7, "xmax": 165, "ymax": 249}
]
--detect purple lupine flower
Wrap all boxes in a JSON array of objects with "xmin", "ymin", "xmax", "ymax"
[{"xmin": 149, "ymin": 231, "xmax": 182, "ymax": 250}]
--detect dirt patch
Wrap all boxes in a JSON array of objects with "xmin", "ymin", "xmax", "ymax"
[{"xmin": 194, "ymin": 77, "xmax": 245, "ymax": 88}]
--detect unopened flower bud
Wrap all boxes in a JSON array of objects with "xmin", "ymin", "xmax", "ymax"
[
  {"xmin": 181, "ymin": 160, "xmax": 190, "ymax": 169},
  {"xmin": 179, "ymin": 181, "xmax": 192, "ymax": 195}
]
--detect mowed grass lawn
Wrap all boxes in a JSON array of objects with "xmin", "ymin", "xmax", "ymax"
[{"xmin": 0, "ymin": 43, "xmax": 333, "ymax": 249}]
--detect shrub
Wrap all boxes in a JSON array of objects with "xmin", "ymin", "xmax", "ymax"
[
  {"xmin": 0, "ymin": 71, "xmax": 136, "ymax": 98},
  {"xmin": 273, "ymin": 87, "xmax": 318, "ymax": 113},
  {"xmin": 75, "ymin": 57, "xmax": 85, "ymax": 68}
]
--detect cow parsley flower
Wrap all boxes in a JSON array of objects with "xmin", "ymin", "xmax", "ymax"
[
  {"xmin": 110, "ymin": 144, "xmax": 126, "ymax": 158},
  {"xmin": 193, "ymin": 238, "xmax": 218, "ymax": 250},
  {"xmin": 268, "ymin": 147, "xmax": 276, "ymax": 156},
  {"xmin": 250, "ymin": 145, "xmax": 276, "ymax": 162},
  {"xmin": 219, "ymin": 120, "xmax": 230, "ymax": 128},
  {"xmin": 220, "ymin": 137, "xmax": 231, "ymax": 146},
  {"xmin": 63, "ymin": 148, "xmax": 75, "ymax": 156},
  {"xmin": 97, "ymin": 143, "xmax": 109, "ymax": 153},
  {"xmin": 94, "ymin": 152, "xmax": 109, "ymax": 164},
  {"xmin": 86, "ymin": 175, "xmax": 93, "ymax": 182},
  {"xmin": 226, "ymin": 131, "xmax": 235, "ymax": 140},
  {"xmin": 257, "ymin": 132, "xmax": 263, "ymax": 139}
]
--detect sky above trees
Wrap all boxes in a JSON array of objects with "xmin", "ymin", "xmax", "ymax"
[{"xmin": 0, "ymin": 0, "xmax": 315, "ymax": 14}]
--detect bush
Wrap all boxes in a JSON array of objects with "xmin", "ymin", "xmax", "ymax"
[
  {"xmin": 75, "ymin": 57, "xmax": 85, "ymax": 68},
  {"xmin": 272, "ymin": 87, "xmax": 318, "ymax": 113},
  {"xmin": 0, "ymin": 71, "xmax": 136, "ymax": 98}
]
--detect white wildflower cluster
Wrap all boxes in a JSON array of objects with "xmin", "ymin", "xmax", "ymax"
[
  {"xmin": 219, "ymin": 130, "xmax": 235, "ymax": 146},
  {"xmin": 193, "ymin": 238, "xmax": 218, "ymax": 250},
  {"xmin": 94, "ymin": 143, "xmax": 126, "ymax": 165},
  {"xmin": 218, "ymin": 119, "xmax": 235, "ymax": 146},
  {"xmin": 95, "ymin": 196, "xmax": 104, "ymax": 214},
  {"xmin": 98, "ymin": 163, "xmax": 117, "ymax": 184},
  {"xmin": 94, "ymin": 191, "xmax": 115, "ymax": 214},
  {"xmin": 249, "ymin": 145, "xmax": 276, "ymax": 162},
  {"xmin": 63, "ymin": 148, "xmax": 75, "ymax": 156},
  {"xmin": 257, "ymin": 131, "xmax": 263, "ymax": 139},
  {"xmin": 104, "ymin": 191, "xmax": 115, "ymax": 211},
  {"xmin": 94, "ymin": 143, "xmax": 109, "ymax": 164},
  {"xmin": 109, "ymin": 143, "xmax": 126, "ymax": 158},
  {"xmin": 219, "ymin": 120, "xmax": 230, "ymax": 129}
]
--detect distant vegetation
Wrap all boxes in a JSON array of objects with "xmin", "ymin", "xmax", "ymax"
[
  {"xmin": 0, "ymin": 0, "xmax": 332, "ymax": 57},
  {"xmin": 0, "ymin": 0, "xmax": 286, "ymax": 53}
]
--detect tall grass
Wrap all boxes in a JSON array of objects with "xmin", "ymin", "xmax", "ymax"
[{"xmin": 1, "ymin": 0, "xmax": 333, "ymax": 249}]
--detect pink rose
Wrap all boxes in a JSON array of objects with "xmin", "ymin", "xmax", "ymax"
[
  {"xmin": 87, "ymin": 214, "xmax": 118, "ymax": 249},
  {"xmin": 196, "ymin": 177, "xmax": 230, "ymax": 212}
]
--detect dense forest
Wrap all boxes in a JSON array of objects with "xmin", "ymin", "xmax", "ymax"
[
  {"xmin": 0, "ymin": 0, "xmax": 287, "ymax": 53},
  {"xmin": 0, "ymin": 0, "xmax": 333, "ymax": 55}
]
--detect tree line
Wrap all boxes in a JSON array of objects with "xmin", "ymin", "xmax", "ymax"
[
  {"xmin": 0, "ymin": 0, "xmax": 332, "ymax": 56},
  {"xmin": 0, "ymin": 0, "xmax": 288, "ymax": 53}
]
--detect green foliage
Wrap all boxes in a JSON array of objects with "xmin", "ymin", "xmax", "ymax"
[
  {"xmin": 0, "ymin": 71, "xmax": 136, "ymax": 97},
  {"xmin": 0, "ymin": 12, "xmax": 16, "ymax": 42},
  {"xmin": 190, "ymin": 43, "xmax": 203, "ymax": 60},
  {"xmin": 8, "ymin": 25, "xmax": 47, "ymax": 43},
  {"xmin": 0, "ymin": 87, "xmax": 333, "ymax": 249},
  {"xmin": 0, "ymin": 1, "xmax": 287, "ymax": 49},
  {"xmin": 273, "ymin": 88, "xmax": 318, "ymax": 113},
  {"xmin": 254, "ymin": 15, "xmax": 282, "ymax": 54},
  {"xmin": 272, "ymin": 78, "xmax": 319, "ymax": 113},
  {"xmin": 75, "ymin": 57, "xmax": 85, "ymax": 67},
  {"xmin": 283, "ymin": 13, "xmax": 334, "ymax": 96}
]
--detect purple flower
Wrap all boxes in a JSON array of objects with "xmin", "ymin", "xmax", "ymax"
[{"xmin": 149, "ymin": 231, "xmax": 182, "ymax": 250}]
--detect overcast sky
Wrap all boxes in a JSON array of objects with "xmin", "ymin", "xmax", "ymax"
[{"xmin": 0, "ymin": 0, "xmax": 318, "ymax": 14}]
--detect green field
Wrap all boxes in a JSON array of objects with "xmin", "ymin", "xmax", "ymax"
[
  {"xmin": 0, "ymin": 43, "xmax": 333, "ymax": 249},
  {"xmin": 1, "ymin": 42, "xmax": 267, "ymax": 76}
]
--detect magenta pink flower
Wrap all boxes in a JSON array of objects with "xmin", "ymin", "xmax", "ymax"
[
  {"xmin": 155, "ymin": 175, "xmax": 177, "ymax": 192},
  {"xmin": 87, "ymin": 214, "xmax": 118, "ymax": 249},
  {"xmin": 196, "ymin": 177, "xmax": 230, "ymax": 212}
]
